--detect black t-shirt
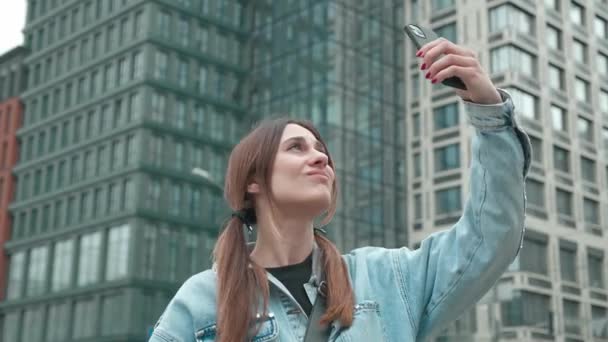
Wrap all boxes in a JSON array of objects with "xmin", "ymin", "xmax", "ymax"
[{"xmin": 266, "ymin": 253, "xmax": 313, "ymax": 316}]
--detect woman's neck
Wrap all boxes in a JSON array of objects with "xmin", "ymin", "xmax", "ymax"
[{"xmin": 249, "ymin": 214, "xmax": 315, "ymax": 268}]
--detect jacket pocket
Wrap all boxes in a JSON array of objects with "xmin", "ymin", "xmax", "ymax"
[
  {"xmin": 195, "ymin": 314, "xmax": 279, "ymax": 342},
  {"xmin": 331, "ymin": 300, "xmax": 388, "ymax": 342}
]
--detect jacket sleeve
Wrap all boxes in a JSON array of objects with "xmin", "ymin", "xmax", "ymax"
[
  {"xmin": 396, "ymin": 89, "xmax": 531, "ymax": 340},
  {"xmin": 148, "ymin": 274, "xmax": 206, "ymax": 342}
]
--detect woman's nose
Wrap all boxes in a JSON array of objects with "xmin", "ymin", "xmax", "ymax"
[{"xmin": 310, "ymin": 150, "xmax": 328, "ymax": 167}]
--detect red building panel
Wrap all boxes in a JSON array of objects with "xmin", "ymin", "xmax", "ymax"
[{"xmin": 0, "ymin": 97, "xmax": 23, "ymax": 300}]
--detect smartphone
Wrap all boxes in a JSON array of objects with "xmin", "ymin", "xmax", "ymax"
[{"xmin": 403, "ymin": 24, "xmax": 467, "ymax": 90}]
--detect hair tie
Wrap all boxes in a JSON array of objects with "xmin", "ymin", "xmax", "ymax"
[
  {"xmin": 313, "ymin": 227, "xmax": 328, "ymax": 236},
  {"xmin": 232, "ymin": 210, "xmax": 254, "ymax": 232}
]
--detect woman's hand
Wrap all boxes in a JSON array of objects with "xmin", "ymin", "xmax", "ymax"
[{"xmin": 416, "ymin": 38, "xmax": 502, "ymax": 105}]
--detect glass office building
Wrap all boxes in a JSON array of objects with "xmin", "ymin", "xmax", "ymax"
[
  {"xmin": 406, "ymin": 0, "xmax": 608, "ymax": 341},
  {"xmin": 249, "ymin": 0, "xmax": 407, "ymax": 251},
  {"xmin": 1, "ymin": 1, "xmax": 248, "ymax": 341}
]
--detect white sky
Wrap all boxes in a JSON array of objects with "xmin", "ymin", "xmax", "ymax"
[{"xmin": 0, "ymin": 1, "xmax": 27, "ymax": 55}]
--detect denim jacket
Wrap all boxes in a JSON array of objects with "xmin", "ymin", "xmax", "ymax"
[{"xmin": 150, "ymin": 89, "xmax": 531, "ymax": 342}]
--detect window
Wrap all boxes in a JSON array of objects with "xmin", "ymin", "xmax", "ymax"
[
  {"xmin": 570, "ymin": 2, "xmax": 585, "ymax": 27},
  {"xmin": 129, "ymin": 92, "xmax": 141, "ymax": 121},
  {"xmin": 193, "ymin": 105, "xmax": 205, "ymax": 133},
  {"xmin": 577, "ymin": 116, "xmax": 593, "ymax": 142},
  {"xmin": 118, "ymin": 57, "xmax": 128, "ymax": 85},
  {"xmin": 155, "ymin": 51, "xmax": 168, "ymax": 79},
  {"xmin": 107, "ymin": 24, "xmax": 116, "ymax": 50},
  {"xmin": 595, "ymin": 16, "xmax": 608, "ymax": 39},
  {"xmin": 73, "ymin": 298, "xmax": 96, "ymax": 338},
  {"xmin": 159, "ymin": 10, "xmax": 170, "ymax": 37},
  {"xmin": 178, "ymin": 59, "xmax": 188, "ymax": 87},
  {"xmin": 435, "ymin": 22, "xmax": 457, "ymax": 42},
  {"xmin": 171, "ymin": 183, "xmax": 182, "ymax": 215},
  {"xmin": 598, "ymin": 53, "xmax": 608, "ymax": 76},
  {"xmin": 108, "ymin": 183, "xmax": 120, "ymax": 213},
  {"xmin": 21, "ymin": 307, "xmax": 45, "ymax": 341},
  {"xmin": 198, "ymin": 65, "xmax": 208, "ymax": 93},
  {"xmin": 47, "ymin": 302, "xmax": 70, "ymax": 341},
  {"xmin": 176, "ymin": 99, "xmax": 186, "ymax": 128},
  {"xmin": 546, "ymin": 25, "xmax": 561, "ymax": 50},
  {"xmin": 556, "ymin": 188, "xmax": 573, "ymax": 217},
  {"xmin": 113, "ymin": 98, "xmax": 124, "ymax": 127},
  {"xmin": 548, "ymin": 64, "xmax": 564, "ymax": 90},
  {"xmin": 101, "ymin": 293, "xmax": 127, "ymax": 335},
  {"xmin": 26, "ymin": 246, "xmax": 49, "ymax": 296},
  {"xmin": 122, "ymin": 178, "xmax": 134, "ymax": 210},
  {"xmin": 435, "ymin": 186, "xmax": 461, "ymax": 216},
  {"xmin": 178, "ymin": 17, "xmax": 189, "ymax": 46},
  {"xmin": 175, "ymin": 141, "xmax": 185, "ymax": 169},
  {"xmin": 545, "ymin": 0, "xmax": 559, "ymax": 11},
  {"xmin": 526, "ymin": 179, "xmax": 545, "ymax": 209},
  {"xmin": 151, "ymin": 92, "xmax": 166, "ymax": 122},
  {"xmin": 574, "ymin": 77, "xmax": 589, "ymax": 102},
  {"xmin": 110, "ymin": 140, "xmax": 122, "ymax": 170},
  {"xmin": 413, "ymin": 153, "xmax": 421, "ymax": 177},
  {"xmin": 581, "ymin": 157, "xmax": 596, "ymax": 183},
  {"xmin": 502, "ymin": 290, "xmax": 551, "ymax": 328},
  {"xmin": 411, "ymin": 73, "xmax": 420, "ymax": 99},
  {"xmin": 132, "ymin": 51, "xmax": 143, "ymax": 79},
  {"xmin": 434, "ymin": 144, "xmax": 460, "ymax": 172},
  {"xmin": 554, "ymin": 146, "xmax": 570, "ymax": 173},
  {"xmin": 7, "ymin": 251, "xmax": 26, "ymax": 299},
  {"xmin": 52, "ymin": 239, "xmax": 74, "ymax": 291},
  {"xmin": 489, "ymin": 4, "xmax": 534, "ymax": 36},
  {"xmin": 559, "ymin": 243, "xmax": 577, "ymax": 282},
  {"xmin": 551, "ymin": 105, "xmax": 567, "ymax": 132},
  {"xmin": 563, "ymin": 300, "xmax": 582, "ymax": 335},
  {"xmin": 583, "ymin": 197, "xmax": 599, "ymax": 225},
  {"xmin": 491, "ymin": 45, "xmax": 535, "ymax": 76},
  {"xmin": 591, "ymin": 306, "xmax": 608, "ymax": 339},
  {"xmin": 106, "ymin": 224, "xmax": 131, "ymax": 280},
  {"xmin": 119, "ymin": 18, "xmax": 129, "ymax": 44},
  {"xmin": 513, "ymin": 236, "xmax": 548, "ymax": 274},
  {"xmin": 432, "ymin": 0, "xmax": 454, "ymax": 11},
  {"xmin": 134, "ymin": 11, "xmax": 143, "ymax": 38},
  {"xmin": 600, "ymin": 90, "xmax": 608, "ymax": 113},
  {"xmin": 573, "ymin": 39, "xmax": 587, "ymax": 63},
  {"xmin": 504, "ymin": 87, "xmax": 537, "ymax": 119},
  {"xmin": 151, "ymin": 134, "xmax": 163, "ymax": 166},
  {"xmin": 433, "ymin": 103, "xmax": 458, "ymax": 130},
  {"xmin": 588, "ymin": 251, "xmax": 605, "ymax": 289},
  {"xmin": 412, "ymin": 113, "xmax": 421, "ymax": 137},
  {"xmin": 77, "ymin": 231, "xmax": 102, "ymax": 286}
]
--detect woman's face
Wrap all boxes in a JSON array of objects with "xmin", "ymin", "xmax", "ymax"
[{"xmin": 267, "ymin": 124, "xmax": 335, "ymax": 215}]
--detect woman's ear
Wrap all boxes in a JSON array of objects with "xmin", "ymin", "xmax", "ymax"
[{"xmin": 247, "ymin": 182, "xmax": 260, "ymax": 194}]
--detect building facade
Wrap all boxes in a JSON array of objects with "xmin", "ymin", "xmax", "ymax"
[
  {"xmin": 249, "ymin": 0, "xmax": 407, "ymax": 251},
  {"xmin": 1, "ymin": 1, "xmax": 249, "ymax": 341},
  {"xmin": 405, "ymin": 0, "xmax": 608, "ymax": 341},
  {"xmin": 0, "ymin": 46, "xmax": 28, "ymax": 302}
]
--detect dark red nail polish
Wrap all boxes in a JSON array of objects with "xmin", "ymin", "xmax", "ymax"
[
  {"xmin": 416, "ymin": 50, "xmax": 422, "ymax": 57},
  {"xmin": 431, "ymin": 78, "xmax": 437, "ymax": 84},
  {"xmin": 425, "ymin": 72, "xmax": 431, "ymax": 79},
  {"xmin": 420, "ymin": 63, "xmax": 426, "ymax": 70}
]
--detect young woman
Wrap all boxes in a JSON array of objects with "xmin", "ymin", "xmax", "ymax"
[{"xmin": 150, "ymin": 38, "xmax": 531, "ymax": 341}]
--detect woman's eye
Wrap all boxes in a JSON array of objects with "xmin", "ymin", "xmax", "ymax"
[{"xmin": 288, "ymin": 143, "xmax": 302, "ymax": 151}]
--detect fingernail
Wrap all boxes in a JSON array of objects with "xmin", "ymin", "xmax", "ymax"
[
  {"xmin": 425, "ymin": 71, "xmax": 431, "ymax": 79},
  {"xmin": 416, "ymin": 50, "xmax": 422, "ymax": 57},
  {"xmin": 431, "ymin": 78, "xmax": 437, "ymax": 84},
  {"xmin": 420, "ymin": 63, "xmax": 426, "ymax": 70}
]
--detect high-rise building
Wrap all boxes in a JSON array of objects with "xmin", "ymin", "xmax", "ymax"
[
  {"xmin": 249, "ymin": 1, "xmax": 407, "ymax": 251},
  {"xmin": 0, "ymin": 46, "xmax": 28, "ymax": 302},
  {"xmin": 405, "ymin": 0, "xmax": 608, "ymax": 341},
  {"xmin": 1, "ymin": 1, "xmax": 248, "ymax": 341}
]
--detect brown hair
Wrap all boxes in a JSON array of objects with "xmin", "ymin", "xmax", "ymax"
[{"xmin": 212, "ymin": 117, "xmax": 354, "ymax": 341}]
